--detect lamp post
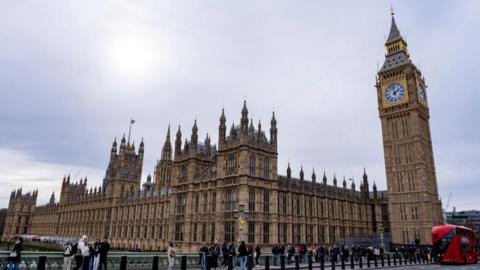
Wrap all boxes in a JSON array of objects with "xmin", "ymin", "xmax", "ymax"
[
  {"xmin": 233, "ymin": 203, "xmax": 250, "ymax": 242},
  {"xmin": 377, "ymin": 223, "xmax": 385, "ymax": 249}
]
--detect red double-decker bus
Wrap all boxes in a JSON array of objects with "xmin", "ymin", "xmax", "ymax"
[{"xmin": 432, "ymin": 224, "xmax": 478, "ymax": 264}]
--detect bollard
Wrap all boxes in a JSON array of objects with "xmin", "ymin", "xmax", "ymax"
[
  {"xmin": 120, "ymin": 255, "xmax": 127, "ymax": 270},
  {"xmin": 152, "ymin": 255, "xmax": 159, "ymax": 270},
  {"xmin": 228, "ymin": 255, "xmax": 233, "ymax": 270},
  {"xmin": 294, "ymin": 255, "xmax": 300, "ymax": 270},
  {"xmin": 350, "ymin": 256, "xmax": 354, "ymax": 269},
  {"xmin": 341, "ymin": 256, "xmax": 345, "ymax": 270},
  {"xmin": 320, "ymin": 256, "xmax": 325, "ymax": 270},
  {"xmin": 265, "ymin": 256, "xmax": 270, "ymax": 270},
  {"xmin": 181, "ymin": 256, "xmax": 187, "ymax": 270},
  {"xmin": 280, "ymin": 255, "xmax": 286, "ymax": 270},
  {"xmin": 38, "ymin": 255, "xmax": 47, "ymax": 270},
  {"xmin": 206, "ymin": 255, "xmax": 212, "ymax": 270},
  {"xmin": 308, "ymin": 254, "xmax": 312, "ymax": 270},
  {"xmin": 248, "ymin": 255, "xmax": 254, "ymax": 270}
]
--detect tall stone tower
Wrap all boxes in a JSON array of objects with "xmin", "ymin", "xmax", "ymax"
[
  {"xmin": 376, "ymin": 12, "xmax": 443, "ymax": 244},
  {"xmin": 104, "ymin": 134, "xmax": 144, "ymax": 198}
]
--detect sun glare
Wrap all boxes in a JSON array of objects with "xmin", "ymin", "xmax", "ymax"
[{"xmin": 109, "ymin": 35, "xmax": 157, "ymax": 80}]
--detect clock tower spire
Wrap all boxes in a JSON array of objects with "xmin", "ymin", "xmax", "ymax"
[{"xmin": 376, "ymin": 12, "xmax": 443, "ymax": 245}]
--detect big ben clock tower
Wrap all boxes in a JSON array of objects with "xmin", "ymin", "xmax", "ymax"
[{"xmin": 376, "ymin": 12, "xmax": 443, "ymax": 244}]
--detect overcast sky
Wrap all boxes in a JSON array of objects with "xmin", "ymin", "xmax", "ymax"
[{"xmin": 1, "ymin": 1, "xmax": 479, "ymax": 211}]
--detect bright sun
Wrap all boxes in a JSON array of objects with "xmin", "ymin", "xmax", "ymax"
[{"xmin": 109, "ymin": 35, "xmax": 157, "ymax": 80}]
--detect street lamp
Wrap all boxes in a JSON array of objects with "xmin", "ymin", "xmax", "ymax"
[
  {"xmin": 233, "ymin": 203, "xmax": 250, "ymax": 242},
  {"xmin": 377, "ymin": 223, "xmax": 385, "ymax": 250}
]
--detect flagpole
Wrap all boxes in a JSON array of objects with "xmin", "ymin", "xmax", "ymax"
[{"xmin": 128, "ymin": 119, "xmax": 133, "ymax": 144}]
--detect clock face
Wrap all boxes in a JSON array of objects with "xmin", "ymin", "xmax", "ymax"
[
  {"xmin": 384, "ymin": 83, "xmax": 406, "ymax": 103},
  {"xmin": 418, "ymin": 84, "xmax": 427, "ymax": 102}
]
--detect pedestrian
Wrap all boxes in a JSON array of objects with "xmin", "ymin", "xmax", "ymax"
[
  {"xmin": 229, "ymin": 242, "xmax": 237, "ymax": 267},
  {"xmin": 254, "ymin": 246, "xmax": 261, "ymax": 265},
  {"xmin": 272, "ymin": 245, "xmax": 279, "ymax": 266},
  {"xmin": 167, "ymin": 242, "xmax": 176, "ymax": 270},
  {"xmin": 330, "ymin": 245, "xmax": 339, "ymax": 264},
  {"xmin": 63, "ymin": 241, "xmax": 74, "ymax": 270},
  {"xmin": 78, "ymin": 235, "xmax": 90, "ymax": 270},
  {"xmin": 199, "ymin": 243, "xmax": 209, "ymax": 270},
  {"xmin": 99, "ymin": 237, "xmax": 110, "ymax": 270},
  {"xmin": 211, "ymin": 241, "xmax": 220, "ymax": 269},
  {"xmin": 92, "ymin": 238, "xmax": 101, "ymax": 270},
  {"xmin": 238, "ymin": 241, "xmax": 248, "ymax": 270},
  {"xmin": 221, "ymin": 242, "xmax": 229, "ymax": 267},
  {"xmin": 7, "ymin": 237, "xmax": 23, "ymax": 270}
]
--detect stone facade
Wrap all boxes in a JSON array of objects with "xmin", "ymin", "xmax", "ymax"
[
  {"xmin": 376, "ymin": 14, "xmax": 443, "ymax": 245},
  {"xmin": 1, "ymin": 102, "xmax": 388, "ymax": 251}
]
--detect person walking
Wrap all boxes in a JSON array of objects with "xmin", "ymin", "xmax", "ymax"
[
  {"xmin": 167, "ymin": 242, "xmax": 176, "ymax": 270},
  {"xmin": 238, "ymin": 241, "xmax": 248, "ymax": 270},
  {"xmin": 221, "ymin": 242, "xmax": 229, "ymax": 267},
  {"xmin": 199, "ymin": 243, "xmax": 209, "ymax": 270},
  {"xmin": 63, "ymin": 241, "xmax": 74, "ymax": 270},
  {"xmin": 92, "ymin": 238, "xmax": 102, "ymax": 270},
  {"xmin": 78, "ymin": 235, "xmax": 90, "ymax": 270},
  {"xmin": 99, "ymin": 238, "xmax": 110, "ymax": 270},
  {"xmin": 254, "ymin": 246, "xmax": 261, "ymax": 265},
  {"xmin": 7, "ymin": 237, "xmax": 23, "ymax": 270},
  {"xmin": 211, "ymin": 241, "xmax": 220, "ymax": 269}
]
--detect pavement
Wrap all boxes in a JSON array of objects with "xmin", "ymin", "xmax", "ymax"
[{"xmin": 385, "ymin": 264, "xmax": 480, "ymax": 270}]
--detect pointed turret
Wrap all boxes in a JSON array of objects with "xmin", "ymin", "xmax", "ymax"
[
  {"xmin": 120, "ymin": 133, "xmax": 126, "ymax": 150},
  {"xmin": 333, "ymin": 173, "xmax": 337, "ymax": 187},
  {"xmin": 373, "ymin": 182, "xmax": 378, "ymax": 199},
  {"xmin": 386, "ymin": 12, "xmax": 401, "ymax": 44},
  {"xmin": 343, "ymin": 176, "xmax": 347, "ymax": 189},
  {"xmin": 229, "ymin": 123, "xmax": 236, "ymax": 140},
  {"xmin": 286, "ymin": 163, "xmax": 292, "ymax": 179},
  {"xmin": 351, "ymin": 178, "xmax": 356, "ymax": 191},
  {"xmin": 299, "ymin": 166, "xmax": 304, "ymax": 181},
  {"xmin": 191, "ymin": 119, "xmax": 198, "ymax": 154},
  {"xmin": 312, "ymin": 169, "xmax": 316, "ymax": 184},
  {"xmin": 175, "ymin": 125, "xmax": 182, "ymax": 157},
  {"xmin": 139, "ymin": 138, "xmax": 144, "ymax": 155},
  {"xmin": 240, "ymin": 101, "xmax": 249, "ymax": 139},
  {"xmin": 111, "ymin": 137, "xmax": 117, "ymax": 156},
  {"xmin": 205, "ymin": 133, "xmax": 211, "ymax": 155},
  {"xmin": 270, "ymin": 111, "xmax": 277, "ymax": 146},
  {"xmin": 380, "ymin": 11, "xmax": 410, "ymax": 72},
  {"xmin": 257, "ymin": 121, "xmax": 262, "ymax": 142},
  {"xmin": 322, "ymin": 170, "xmax": 327, "ymax": 185},
  {"xmin": 162, "ymin": 125, "xmax": 172, "ymax": 160},
  {"xmin": 49, "ymin": 192, "xmax": 55, "ymax": 204},
  {"xmin": 362, "ymin": 168, "xmax": 369, "ymax": 192},
  {"xmin": 184, "ymin": 138, "xmax": 189, "ymax": 153},
  {"xmin": 219, "ymin": 108, "xmax": 227, "ymax": 148}
]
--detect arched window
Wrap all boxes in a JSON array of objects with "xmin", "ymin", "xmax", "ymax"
[
  {"xmin": 249, "ymin": 155, "xmax": 256, "ymax": 176},
  {"xmin": 227, "ymin": 155, "xmax": 236, "ymax": 174},
  {"xmin": 263, "ymin": 158, "xmax": 269, "ymax": 178}
]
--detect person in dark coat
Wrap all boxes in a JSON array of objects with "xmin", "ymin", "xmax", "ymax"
[
  {"xmin": 7, "ymin": 237, "xmax": 23, "ymax": 270},
  {"xmin": 99, "ymin": 238, "xmax": 110, "ymax": 270},
  {"xmin": 221, "ymin": 242, "xmax": 230, "ymax": 266},
  {"xmin": 238, "ymin": 241, "xmax": 248, "ymax": 270},
  {"xmin": 199, "ymin": 243, "xmax": 209, "ymax": 270}
]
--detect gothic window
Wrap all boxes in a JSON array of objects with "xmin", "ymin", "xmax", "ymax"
[
  {"xmin": 227, "ymin": 155, "xmax": 236, "ymax": 174},
  {"xmin": 201, "ymin": 223, "xmax": 206, "ymax": 242},
  {"xmin": 176, "ymin": 193, "xmax": 186, "ymax": 214},
  {"xmin": 211, "ymin": 223, "xmax": 216, "ymax": 243},
  {"xmin": 248, "ymin": 189, "xmax": 255, "ymax": 212},
  {"xmin": 248, "ymin": 222, "xmax": 255, "ymax": 243},
  {"xmin": 318, "ymin": 226, "xmax": 325, "ymax": 243},
  {"xmin": 263, "ymin": 158, "xmax": 270, "ymax": 178},
  {"xmin": 278, "ymin": 192, "xmax": 287, "ymax": 214},
  {"xmin": 195, "ymin": 193, "xmax": 199, "ymax": 212},
  {"xmin": 225, "ymin": 189, "xmax": 236, "ymax": 211},
  {"xmin": 193, "ymin": 223, "xmax": 198, "ymax": 242},
  {"xmin": 249, "ymin": 155, "xmax": 256, "ymax": 176},
  {"xmin": 307, "ymin": 225, "xmax": 313, "ymax": 244},
  {"xmin": 180, "ymin": 166, "xmax": 188, "ymax": 183},
  {"xmin": 224, "ymin": 222, "xmax": 235, "ymax": 243},
  {"xmin": 294, "ymin": 224, "xmax": 301, "ymax": 243},
  {"xmin": 212, "ymin": 192, "xmax": 217, "ymax": 212},
  {"xmin": 175, "ymin": 222, "xmax": 184, "ymax": 241},
  {"xmin": 263, "ymin": 190, "xmax": 270, "ymax": 213},
  {"xmin": 296, "ymin": 196, "xmax": 301, "ymax": 216},
  {"xmin": 203, "ymin": 193, "xmax": 208, "ymax": 212},
  {"xmin": 263, "ymin": 223, "xmax": 270, "ymax": 244}
]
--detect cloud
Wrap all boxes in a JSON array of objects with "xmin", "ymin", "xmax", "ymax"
[
  {"xmin": 0, "ymin": 148, "xmax": 104, "ymax": 207},
  {"xmin": 0, "ymin": 0, "xmax": 479, "ymax": 211}
]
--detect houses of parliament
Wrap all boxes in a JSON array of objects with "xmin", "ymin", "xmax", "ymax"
[{"xmin": 1, "ymin": 13, "xmax": 443, "ymax": 251}]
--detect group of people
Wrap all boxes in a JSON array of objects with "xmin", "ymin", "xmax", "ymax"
[
  {"xmin": 198, "ymin": 241, "xmax": 262, "ymax": 270},
  {"xmin": 63, "ymin": 235, "xmax": 110, "ymax": 270}
]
